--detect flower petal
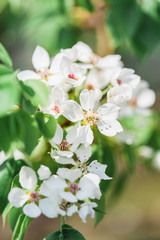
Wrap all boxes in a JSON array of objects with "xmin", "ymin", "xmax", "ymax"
[
  {"xmin": 63, "ymin": 100, "xmax": 84, "ymax": 122},
  {"xmin": 78, "ymin": 202, "xmax": 97, "ymax": 223},
  {"xmin": 8, "ymin": 187, "xmax": 29, "ymax": 208},
  {"xmin": 32, "ymin": 46, "xmax": 50, "ymax": 71},
  {"xmin": 97, "ymin": 103, "xmax": 120, "ymax": 121},
  {"xmin": 80, "ymin": 125, "xmax": 94, "ymax": 146},
  {"xmin": 23, "ymin": 203, "xmax": 41, "ymax": 218},
  {"xmin": 75, "ymin": 145, "xmax": 91, "ymax": 164},
  {"xmin": 88, "ymin": 160, "xmax": 112, "ymax": 180},
  {"xmin": 57, "ymin": 168, "xmax": 82, "ymax": 183},
  {"xmin": 74, "ymin": 41, "xmax": 93, "ymax": 63},
  {"xmin": 39, "ymin": 198, "xmax": 59, "ymax": 218},
  {"xmin": 76, "ymin": 173, "xmax": 101, "ymax": 200},
  {"xmin": 49, "ymin": 124, "xmax": 63, "ymax": 146},
  {"xmin": 50, "ymin": 152, "xmax": 76, "ymax": 165},
  {"xmin": 17, "ymin": 70, "xmax": 40, "ymax": 81},
  {"xmin": 97, "ymin": 120, "xmax": 123, "ymax": 137},
  {"xmin": 60, "ymin": 192, "xmax": 77, "ymax": 203},
  {"xmin": 37, "ymin": 165, "xmax": 51, "ymax": 180},
  {"xmin": 19, "ymin": 166, "xmax": 37, "ymax": 191},
  {"xmin": 67, "ymin": 204, "xmax": 78, "ymax": 216},
  {"xmin": 80, "ymin": 89, "xmax": 102, "ymax": 111}
]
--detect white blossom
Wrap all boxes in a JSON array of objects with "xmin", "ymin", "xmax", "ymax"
[
  {"xmin": 78, "ymin": 202, "xmax": 97, "ymax": 223},
  {"xmin": 17, "ymin": 46, "xmax": 63, "ymax": 86},
  {"xmin": 63, "ymin": 89, "xmax": 123, "ymax": 137},
  {"xmin": 40, "ymin": 86, "xmax": 67, "ymax": 119}
]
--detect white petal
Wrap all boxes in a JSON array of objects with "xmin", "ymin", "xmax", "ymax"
[
  {"xmin": 57, "ymin": 168, "xmax": 82, "ymax": 183},
  {"xmin": 60, "ymin": 192, "xmax": 77, "ymax": 203},
  {"xmin": 32, "ymin": 46, "xmax": 50, "ymax": 71},
  {"xmin": 137, "ymin": 89, "xmax": 155, "ymax": 108},
  {"xmin": 8, "ymin": 188, "xmax": 29, "ymax": 208},
  {"xmin": 39, "ymin": 198, "xmax": 59, "ymax": 218},
  {"xmin": 80, "ymin": 125, "xmax": 94, "ymax": 146},
  {"xmin": 63, "ymin": 100, "xmax": 84, "ymax": 122},
  {"xmin": 107, "ymin": 85, "xmax": 132, "ymax": 106},
  {"xmin": 49, "ymin": 124, "xmax": 63, "ymax": 146},
  {"xmin": 23, "ymin": 203, "xmax": 41, "ymax": 218},
  {"xmin": 19, "ymin": 166, "xmax": 37, "ymax": 191},
  {"xmin": 74, "ymin": 41, "xmax": 93, "ymax": 63},
  {"xmin": 97, "ymin": 103, "xmax": 120, "ymax": 121},
  {"xmin": 56, "ymin": 150, "xmax": 73, "ymax": 158},
  {"xmin": 17, "ymin": 70, "xmax": 40, "ymax": 81},
  {"xmin": 75, "ymin": 145, "xmax": 91, "ymax": 164},
  {"xmin": 66, "ymin": 123, "xmax": 81, "ymax": 144},
  {"xmin": 76, "ymin": 173, "xmax": 101, "ymax": 200},
  {"xmin": 47, "ymin": 74, "xmax": 64, "ymax": 86},
  {"xmin": 88, "ymin": 160, "xmax": 112, "ymax": 180},
  {"xmin": 96, "ymin": 55, "xmax": 123, "ymax": 69},
  {"xmin": 67, "ymin": 204, "xmax": 78, "ymax": 216},
  {"xmin": 40, "ymin": 175, "xmax": 67, "ymax": 196},
  {"xmin": 78, "ymin": 202, "xmax": 97, "ymax": 223},
  {"xmin": 51, "ymin": 152, "xmax": 76, "ymax": 165},
  {"xmin": 50, "ymin": 53, "xmax": 64, "ymax": 74},
  {"xmin": 80, "ymin": 89, "xmax": 102, "ymax": 111},
  {"xmin": 37, "ymin": 165, "xmax": 51, "ymax": 180},
  {"xmin": 97, "ymin": 120, "xmax": 123, "ymax": 137}
]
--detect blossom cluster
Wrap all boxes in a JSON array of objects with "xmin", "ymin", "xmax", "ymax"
[{"xmin": 8, "ymin": 42, "xmax": 155, "ymax": 222}]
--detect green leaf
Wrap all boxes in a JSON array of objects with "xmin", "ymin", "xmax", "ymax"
[
  {"xmin": 0, "ymin": 158, "xmax": 23, "ymax": 214},
  {"xmin": 16, "ymin": 111, "xmax": 39, "ymax": 155},
  {"xmin": 21, "ymin": 96, "xmax": 37, "ymax": 115},
  {"xmin": 35, "ymin": 112, "xmax": 57, "ymax": 139},
  {"xmin": 123, "ymin": 144, "xmax": 136, "ymax": 172},
  {"xmin": 2, "ymin": 202, "xmax": 12, "ymax": 227},
  {"xmin": 0, "ymin": 64, "xmax": 13, "ymax": 75},
  {"xmin": 0, "ymin": 73, "xmax": 20, "ymax": 117},
  {"xmin": 20, "ymin": 79, "xmax": 49, "ymax": 107},
  {"xmin": 94, "ymin": 194, "xmax": 106, "ymax": 226},
  {"xmin": 44, "ymin": 224, "xmax": 86, "ymax": 240},
  {"xmin": 0, "ymin": 111, "xmax": 39, "ymax": 154},
  {"xmin": 12, "ymin": 213, "xmax": 32, "ymax": 240},
  {"xmin": 0, "ymin": 43, "xmax": 12, "ymax": 67},
  {"xmin": 8, "ymin": 207, "xmax": 23, "ymax": 232},
  {"xmin": 109, "ymin": 171, "xmax": 129, "ymax": 202}
]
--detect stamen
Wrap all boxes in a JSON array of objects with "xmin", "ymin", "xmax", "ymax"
[
  {"xmin": 59, "ymin": 140, "xmax": 69, "ymax": 151},
  {"xmin": 68, "ymin": 183, "xmax": 79, "ymax": 193},
  {"xmin": 68, "ymin": 73, "xmax": 78, "ymax": 81}
]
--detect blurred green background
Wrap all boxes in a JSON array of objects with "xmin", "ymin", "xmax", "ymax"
[{"xmin": 0, "ymin": 0, "xmax": 160, "ymax": 239}]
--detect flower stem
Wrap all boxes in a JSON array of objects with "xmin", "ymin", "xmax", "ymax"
[
  {"xmin": 60, "ymin": 216, "xmax": 63, "ymax": 232},
  {"xmin": 102, "ymin": 84, "xmax": 112, "ymax": 97}
]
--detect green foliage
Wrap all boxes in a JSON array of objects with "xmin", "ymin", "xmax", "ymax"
[
  {"xmin": 44, "ymin": 224, "xmax": 86, "ymax": 240},
  {"xmin": 0, "ymin": 159, "xmax": 26, "ymax": 214},
  {"xmin": 12, "ymin": 213, "xmax": 32, "ymax": 240},
  {"xmin": 21, "ymin": 96, "xmax": 37, "ymax": 115},
  {"xmin": 20, "ymin": 79, "xmax": 49, "ymax": 107},
  {"xmin": 0, "ymin": 73, "xmax": 20, "ymax": 117},
  {"xmin": 94, "ymin": 194, "xmax": 106, "ymax": 226},
  {"xmin": 107, "ymin": 0, "xmax": 160, "ymax": 58},
  {"xmin": 8, "ymin": 207, "xmax": 23, "ymax": 232},
  {"xmin": 0, "ymin": 110, "xmax": 39, "ymax": 154},
  {"xmin": 35, "ymin": 112, "xmax": 57, "ymax": 139},
  {"xmin": 0, "ymin": 42, "xmax": 12, "ymax": 67}
]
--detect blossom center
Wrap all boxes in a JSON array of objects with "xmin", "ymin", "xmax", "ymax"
[
  {"xmin": 29, "ymin": 191, "xmax": 39, "ymax": 202},
  {"xmin": 83, "ymin": 111, "xmax": 99, "ymax": 126},
  {"xmin": 59, "ymin": 200, "xmax": 71, "ymax": 210},
  {"xmin": 68, "ymin": 73, "xmax": 78, "ymax": 81},
  {"xmin": 68, "ymin": 183, "xmax": 79, "ymax": 193},
  {"xmin": 36, "ymin": 68, "xmax": 51, "ymax": 81},
  {"xmin": 59, "ymin": 140, "xmax": 70, "ymax": 151},
  {"xmin": 52, "ymin": 105, "xmax": 60, "ymax": 114},
  {"xmin": 117, "ymin": 79, "xmax": 122, "ymax": 85}
]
